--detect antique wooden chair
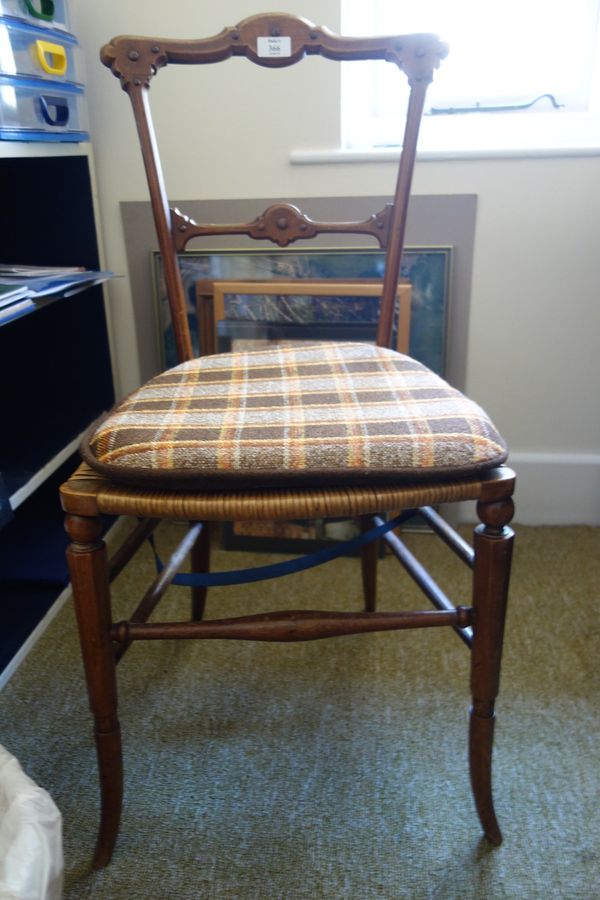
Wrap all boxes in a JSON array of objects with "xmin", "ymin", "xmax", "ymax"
[{"xmin": 60, "ymin": 14, "xmax": 515, "ymax": 868}]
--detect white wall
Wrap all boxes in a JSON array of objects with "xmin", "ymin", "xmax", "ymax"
[{"xmin": 70, "ymin": 0, "xmax": 600, "ymax": 524}]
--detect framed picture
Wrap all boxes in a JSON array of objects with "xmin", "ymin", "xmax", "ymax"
[
  {"xmin": 151, "ymin": 246, "xmax": 452, "ymax": 553},
  {"xmin": 152, "ymin": 246, "xmax": 451, "ymax": 375},
  {"xmin": 197, "ymin": 278, "xmax": 412, "ymax": 358}
]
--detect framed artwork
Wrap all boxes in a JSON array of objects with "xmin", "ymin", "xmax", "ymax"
[
  {"xmin": 151, "ymin": 246, "xmax": 452, "ymax": 553},
  {"xmin": 152, "ymin": 246, "xmax": 451, "ymax": 375},
  {"xmin": 198, "ymin": 279, "xmax": 412, "ymax": 357}
]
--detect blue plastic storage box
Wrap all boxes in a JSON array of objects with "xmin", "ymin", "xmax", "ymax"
[{"xmin": 0, "ymin": 74, "xmax": 88, "ymax": 141}]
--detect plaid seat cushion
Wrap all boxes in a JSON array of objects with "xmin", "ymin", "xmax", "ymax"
[{"xmin": 81, "ymin": 342, "xmax": 508, "ymax": 489}]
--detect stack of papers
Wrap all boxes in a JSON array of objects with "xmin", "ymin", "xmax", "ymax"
[
  {"xmin": 0, "ymin": 283, "xmax": 29, "ymax": 307},
  {"xmin": 0, "ymin": 265, "xmax": 116, "ymax": 324}
]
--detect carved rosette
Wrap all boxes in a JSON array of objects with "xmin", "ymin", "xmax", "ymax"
[{"xmin": 248, "ymin": 204, "xmax": 318, "ymax": 247}]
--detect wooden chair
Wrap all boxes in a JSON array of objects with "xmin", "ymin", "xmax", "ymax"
[{"xmin": 60, "ymin": 14, "xmax": 515, "ymax": 868}]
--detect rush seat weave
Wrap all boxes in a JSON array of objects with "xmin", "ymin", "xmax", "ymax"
[{"xmin": 82, "ymin": 341, "xmax": 507, "ymax": 489}]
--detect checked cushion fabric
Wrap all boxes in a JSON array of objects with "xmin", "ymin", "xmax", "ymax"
[{"xmin": 81, "ymin": 342, "xmax": 508, "ymax": 490}]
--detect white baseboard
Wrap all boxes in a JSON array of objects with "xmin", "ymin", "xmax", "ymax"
[{"xmin": 459, "ymin": 452, "xmax": 600, "ymax": 525}]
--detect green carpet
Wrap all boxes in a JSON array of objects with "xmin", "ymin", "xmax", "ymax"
[{"xmin": 0, "ymin": 523, "xmax": 598, "ymax": 899}]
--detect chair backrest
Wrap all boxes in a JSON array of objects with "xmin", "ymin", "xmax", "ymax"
[{"xmin": 101, "ymin": 13, "xmax": 447, "ymax": 365}]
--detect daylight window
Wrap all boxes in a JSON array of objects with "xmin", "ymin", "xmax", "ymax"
[{"xmin": 341, "ymin": 0, "xmax": 600, "ymax": 155}]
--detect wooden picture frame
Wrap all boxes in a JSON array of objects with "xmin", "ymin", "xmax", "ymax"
[{"xmin": 195, "ymin": 278, "xmax": 412, "ymax": 356}]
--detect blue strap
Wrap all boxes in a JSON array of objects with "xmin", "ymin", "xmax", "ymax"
[{"xmin": 150, "ymin": 513, "xmax": 405, "ymax": 588}]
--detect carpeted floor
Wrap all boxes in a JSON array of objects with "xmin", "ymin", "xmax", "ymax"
[{"xmin": 0, "ymin": 522, "xmax": 598, "ymax": 899}]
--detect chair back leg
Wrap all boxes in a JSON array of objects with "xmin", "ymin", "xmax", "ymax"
[
  {"xmin": 190, "ymin": 521, "xmax": 211, "ymax": 621},
  {"xmin": 360, "ymin": 514, "xmax": 379, "ymax": 612}
]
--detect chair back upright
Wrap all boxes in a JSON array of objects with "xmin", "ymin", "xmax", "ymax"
[{"xmin": 100, "ymin": 14, "xmax": 447, "ymax": 363}]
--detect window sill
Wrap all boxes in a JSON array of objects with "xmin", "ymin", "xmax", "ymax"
[
  {"xmin": 291, "ymin": 144, "xmax": 600, "ymax": 164},
  {"xmin": 293, "ymin": 111, "xmax": 600, "ymax": 163}
]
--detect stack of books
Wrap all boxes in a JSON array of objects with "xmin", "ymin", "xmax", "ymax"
[{"xmin": 0, "ymin": 264, "xmax": 115, "ymax": 325}]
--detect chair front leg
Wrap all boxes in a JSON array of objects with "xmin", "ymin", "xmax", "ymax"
[
  {"xmin": 469, "ymin": 494, "xmax": 514, "ymax": 845},
  {"xmin": 65, "ymin": 513, "xmax": 122, "ymax": 869}
]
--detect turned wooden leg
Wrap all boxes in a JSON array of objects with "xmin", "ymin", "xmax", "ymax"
[
  {"xmin": 191, "ymin": 521, "xmax": 211, "ymax": 621},
  {"xmin": 360, "ymin": 515, "xmax": 378, "ymax": 612},
  {"xmin": 469, "ymin": 492, "xmax": 514, "ymax": 846},
  {"xmin": 65, "ymin": 514, "xmax": 122, "ymax": 869}
]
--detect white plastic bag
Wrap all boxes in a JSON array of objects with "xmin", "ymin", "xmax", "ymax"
[{"xmin": 0, "ymin": 745, "xmax": 63, "ymax": 900}]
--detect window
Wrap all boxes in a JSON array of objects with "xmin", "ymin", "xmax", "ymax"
[{"xmin": 341, "ymin": 0, "xmax": 600, "ymax": 156}]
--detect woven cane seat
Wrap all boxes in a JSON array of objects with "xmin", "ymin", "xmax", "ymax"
[{"xmin": 81, "ymin": 342, "xmax": 507, "ymax": 490}]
